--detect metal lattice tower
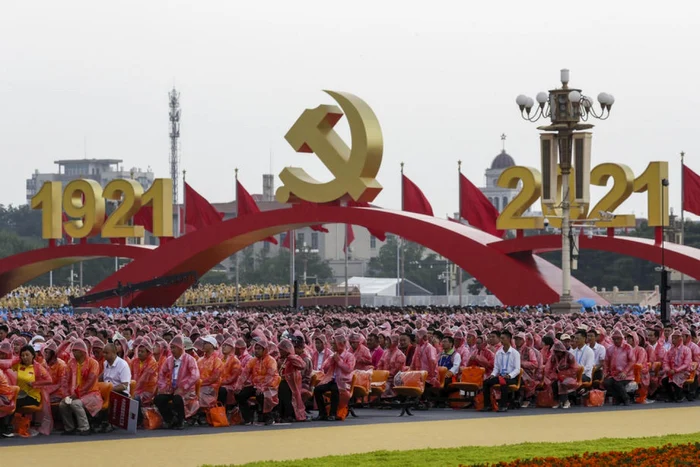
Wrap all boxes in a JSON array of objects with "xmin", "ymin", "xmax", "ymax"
[{"xmin": 168, "ymin": 88, "xmax": 181, "ymax": 205}]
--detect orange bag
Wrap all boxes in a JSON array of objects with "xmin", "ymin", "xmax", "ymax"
[
  {"xmin": 461, "ymin": 366, "xmax": 485, "ymax": 386},
  {"xmin": 473, "ymin": 392, "xmax": 484, "ymax": 411},
  {"xmin": 12, "ymin": 413, "xmax": 31, "ymax": 438},
  {"xmin": 584, "ymin": 389, "xmax": 605, "ymax": 407},
  {"xmin": 228, "ymin": 407, "xmax": 243, "ymax": 426},
  {"xmin": 142, "ymin": 407, "xmax": 163, "ymax": 430},
  {"xmin": 205, "ymin": 403, "xmax": 230, "ymax": 427},
  {"xmin": 536, "ymin": 386, "xmax": 555, "ymax": 408}
]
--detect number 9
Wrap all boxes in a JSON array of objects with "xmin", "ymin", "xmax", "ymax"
[{"xmin": 63, "ymin": 179, "xmax": 106, "ymax": 239}]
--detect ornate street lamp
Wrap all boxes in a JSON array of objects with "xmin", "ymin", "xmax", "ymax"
[{"xmin": 516, "ymin": 69, "xmax": 614, "ymax": 313}]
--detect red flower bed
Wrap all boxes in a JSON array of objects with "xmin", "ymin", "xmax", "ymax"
[{"xmin": 469, "ymin": 443, "xmax": 700, "ymax": 467}]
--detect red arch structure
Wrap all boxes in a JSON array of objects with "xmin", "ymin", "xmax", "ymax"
[
  {"xmin": 0, "ymin": 243, "xmax": 154, "ymax": 297},
  {"xmin": 492, "ymin": 234, "xmax": 700, "ymax": 280},
  {"xmin": 85, "ymin": 204, "xmax": 605, "ymax": 308}
]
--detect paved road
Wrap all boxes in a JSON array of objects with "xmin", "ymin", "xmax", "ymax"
[{"xmin": 4, "ymin": 398, "xmax": 699, "ymax": 447}]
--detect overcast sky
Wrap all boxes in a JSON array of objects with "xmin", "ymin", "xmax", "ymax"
[{"xmin": 2, "ymin": 0, "xmax": 698, "ymax": 222}]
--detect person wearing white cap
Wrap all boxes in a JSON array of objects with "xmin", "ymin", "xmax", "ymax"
[{"xmin": 197, "ymin": 336, "xmax": 223, "ymax": 419}]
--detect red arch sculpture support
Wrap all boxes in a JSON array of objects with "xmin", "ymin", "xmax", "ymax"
[
  {"xmin": 0, "ymin": 244, "xmax": 154, "ymax": 297},
  {"xmin": 492, "ymin": 234, "xmax": 700, "ymax": 280},
  {"xmin": 87, "ymin": 204, "xmax": 606, "ymax": 308}
]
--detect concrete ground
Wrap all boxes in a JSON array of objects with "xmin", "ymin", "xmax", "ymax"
[{"xmin": 2, "ymin": 401, "xmax": 700, "ymax": 466}]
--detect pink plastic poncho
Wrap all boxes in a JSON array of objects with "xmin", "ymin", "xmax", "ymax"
[
  {"xmin": 663, "ymin": 340, "xmax": 692, "ymax": 388},
  {"xmin": 131, "ymin": 353, "xmax": 158, "ymax": 406},
  {"xmin": 544, "ymin": 342, "xmax": 579, "ymax": 395},
  {"xmin": 351, "ymin": 343, "xmax": 373, "ymax": 371},
  {"xmin": 219, "ymin": 352, "xmax": 243, "ymax": 406},
  {"xmin": 605, "ymin": 332, "xmax": 635, "ymax": 382},
  {"xmin": 238, "ymin": 350, "xmax": 280, "ymax": 414},
  {"xmin": 409, "ymin": 337, "xmax": 439, "ymax": 387},
  {"xmin": 157, "ymin": 337, "xmax": 201, "ymax": 418},
  {"xmin": 66, "ymin": 353, "xmax": 104, "ymax": 417},
  {"xmin": 278, "ymin": 340, "xmax": 306, "ymax": 421},
  {"xmin": 377, "ymin": 336, "xmax": 406, "ymax": 397},
  {"xmin": 517, "ymin": 342, "xmax": 541, "ymax": 398},
  {"xmin": 15, "ymin": 360, "xmax": 53, "ymax": 435},
  {"xmin": 197, "ymin": 352, "xmax": 224, "ymax": 409}
]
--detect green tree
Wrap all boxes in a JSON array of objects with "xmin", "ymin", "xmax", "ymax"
[{"xmin": 367, "ymin": 236, "xmax": 447, "ymax": 294}]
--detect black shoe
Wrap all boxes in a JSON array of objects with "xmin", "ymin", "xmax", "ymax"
[
  {"xmin": 498, "ymin": 406, "xmax": 509, "ymax": 412},
  {"xmin": 479, "ymin": 407, "xmax": 493, "ymax": 412},
  {"xmin": 327, "ymin": 415, "xmax": 336, "ymax": 421},
  {"xmin": 61, "ymin": 430, "xmax": 76, "ymax": 436},
  {"xmin": 77, "ymin": 430, "xmax": 91, "ymax": 436},
  {"xmin": 313, "ymin": 415, "xmax": 328, "ymax": 421},
  {"xmin": 264, "ymin": 418, "xmax": 275, "ymax": 426},
  {"xmin": 1, "ymin": 431, "xmax": 14, "ymax": 438}
]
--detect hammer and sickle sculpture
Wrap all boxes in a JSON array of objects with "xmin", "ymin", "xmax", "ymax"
[{"xmin": 276, "ymin": 90, "xmax": 383, "ymax": 204}]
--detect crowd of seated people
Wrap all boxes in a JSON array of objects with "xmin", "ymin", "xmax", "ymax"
[
  {"xmin": 177, "ymin": 283, "xmax": 342, "ymax": 306},
  {"xmin": 0, "ymin": 286, "xmax": 91, "ymax": 309},
  {"xmin": 0, "ymin": 304, "xmax": 699, "ymax": 438}
]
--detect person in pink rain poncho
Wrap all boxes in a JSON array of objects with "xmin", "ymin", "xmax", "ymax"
[{"xmin": 155, "ymin": 335, "xmax": 200, "ymax": 430}]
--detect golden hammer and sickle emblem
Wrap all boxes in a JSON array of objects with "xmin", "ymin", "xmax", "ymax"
[{"xmin": 276, "ymin": 90, "xmax": 383, "ymax": 204}]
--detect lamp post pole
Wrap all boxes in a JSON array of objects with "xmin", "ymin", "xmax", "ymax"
[{"xmin": 516, "ymin": 69, "xmax": 614, "ymax": 314}]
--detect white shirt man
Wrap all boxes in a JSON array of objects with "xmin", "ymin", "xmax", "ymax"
[
  {"xmin": 570, "ymin": 343, "xmax": 595, "ymax": 380},
  {"xmin": 103, "ymin": 356, "xmax": 132, "ymax": 396},
  {"xmin": 491, "ymin": 346, "xmax": 521, "ymax": 380}
]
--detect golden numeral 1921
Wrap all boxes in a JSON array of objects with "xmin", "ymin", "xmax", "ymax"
[
  {"xmin": 496, "ymin": 161, "xmax": 669, "ymax": 230},
  {"xmin": 31, "ymin": 178, "xmax": 173, "ymax": 240}
]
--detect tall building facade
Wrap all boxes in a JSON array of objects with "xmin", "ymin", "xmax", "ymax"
[{"xmin": 26, "ymin": 159, "xmax": 155, "ymax": 203}]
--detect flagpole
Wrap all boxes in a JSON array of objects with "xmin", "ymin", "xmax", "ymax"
[
  {"xmin": 344, "ymin": 224, "xmax": 349, "ymax": 307},
  {"xmin": 182, "ymin": 170, "xmax": 187, "ymax": 238},
  {"xmin": 235, "ymin": 168, "xmax": 240, "ymax": 307},
  {"xmin": 681, "ymin": 151, "xmax": 686, "ymax": 306},
  {"xmin": 457, "ymin": 160, "xmax": 463, "ymax": 307},
  {"xmin": 290, "ymin": 229, "xmax": 295, "ymax": 307},
  {"xmin": 400, "ymin": 162, "xmax": 405, "ymax": 307}
]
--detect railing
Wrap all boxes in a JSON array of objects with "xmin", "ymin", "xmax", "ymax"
[{"xmin": 361, "ymin": 295, "xmax": 503, "ymax": 307}]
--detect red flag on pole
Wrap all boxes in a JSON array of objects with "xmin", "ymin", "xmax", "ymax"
[
  {"xmin": 185, "ymin": 182, "xmax": 224, "ymax": 230},
  {"xmin": 343, "ymin": 224, "xmax": 355, "ymax": 253},
  {"xmin": 179, "ymin": 207, "xmax": 196, "ymax": 235},
  {"xmin": 281, "ymin": 231, "xmax": 291, "ymax": 249},
  {"xmin": 459, "ymin": 173, "xmax": 503, "ymax": 237},
  {"xmin": 346, "ymin": 200, "xmax": 386, "ymax": 241},
  {"xmin": 683, "ymin": 164, "xmax": 700, "ymax": 216},
  {"xmin": 402, "ymin": 174, "xmax": 434, "ymax": 216},
  {"xmin": 236, "ymin": 180, "xmax": 278, "ymax": 244}
]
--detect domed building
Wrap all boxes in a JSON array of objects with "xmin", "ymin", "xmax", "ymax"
[{"xmin": 479, "ymin": 138, "xmax": 526, "ymax": 213}]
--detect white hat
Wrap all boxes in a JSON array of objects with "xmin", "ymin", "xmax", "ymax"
[{"xmin": 201, "ymin": 335, "xmax": 218, "ymax": 348}]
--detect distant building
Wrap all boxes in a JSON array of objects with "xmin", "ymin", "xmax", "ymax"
[
  {"xmin": 479, "ymin": 145, "xmax": 523, "ymax": 214},
  {"xmin": 26, "ymin": 159, "xmax": 155, "ymax": 203}
]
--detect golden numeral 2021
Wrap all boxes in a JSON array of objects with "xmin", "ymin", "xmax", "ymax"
[{"xmin": 497, "ymin": 161, "xmax": 668, "ymax": 230}]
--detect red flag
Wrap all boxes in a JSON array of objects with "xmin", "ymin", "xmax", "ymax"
[
  {"xmin": 185, "ymin": 182, "xmax": 224, "ymax": 230},
  {"xmin": 459, "ymin": 173, "xmax": 503, "ymax": 237},
  {"xmin": 179, "ymin": 207, "xmax": 196, "ymax": 235},
  {"xmin": 683, "ymin": 165, "xmax": 700, "ymax": 216},
  {"xmin": 281, "ymin": 231, "xmax": 291, "ymax": 249},
  {"xmin": 236, "ymin": 180, "xmax": 278, "ymax": 244},
  {"xmin": 343, "ymin": 224, "xmax": 355, "ymax": 253},
  {"xmin": 347, "ymin": 200, "xmax": 386, "ymax": 241},
  {"xmin": 402, "ymin": 174, "xmax": 434, "ymax": 216},
  {"xmin": 311, "ymin": 224, "xmax": 329, "ymax": 233},
  {"xmin": 133, "ymin": 206, "xmax": 154, "ymax": 233}
]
